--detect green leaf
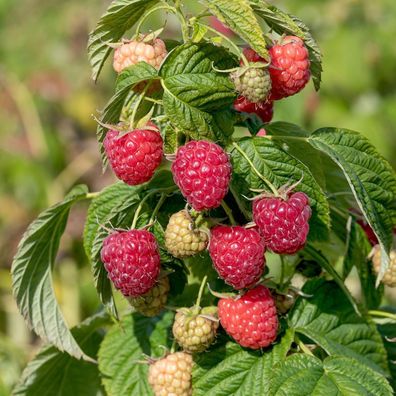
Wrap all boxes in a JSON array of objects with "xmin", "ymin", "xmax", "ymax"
[
  {"xmin": 229, "ymin": 137, "xmax": 330, "ymax": 240},
  {"xmin": 344, "ymin": 219, "xmax": 383, "ymax": 309},
  {"xmin": 289, "ymin": 278, "xmax": 389, "ymax": 375},
  {"xmin": 270, "ymin": 354, "xmax": 393, "ymax": 396},
  {"xmin": 88, "ymin": 183, "xmax": 143, "ymax": 317},
  {"xmin": 377, "ymin": 319, "xmax": 396, "ymax": 391},
  {"xmin": 201, "ymin": 0, "xmax": 269, "ymax": 59},
  {"xmin": 303, "ymin": 243, "xmax": 361, "ymax": 315},
  {"xmin": 308, "ymin": 128, "xmax": 396, "ymax": 280},
  {"xmin": 160, "ymin": 42, "xmax": 237, "ymax": 143},
  {"xmin": 97, "ymin": 62, "xmax": 158, "ymax": 166},
  {"xmin": 13, "ymin": 312, "xmax": 110, "ymax": 396},
  {"xmin": 88, "ymin": 0, "xmax": 159, "ymax": 81},
  {"xmin": 11, "ymin": 185, "xmax": 90, "ymax": 360},
  {"xmin": 251, "ymin": 1, "xmax": 323, "ymax": 90},
  {"xmin": 192, "ymin": 329, "xmax": 294, "ymax": 396},
  {"xmin": 98, "ymin": 312, "xmax": 173, "ymax": 396}
]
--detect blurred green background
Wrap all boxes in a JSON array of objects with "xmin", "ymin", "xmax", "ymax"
[{"xmin": 0, "ymin": 0, "xmax": 395, "ymax": 394}]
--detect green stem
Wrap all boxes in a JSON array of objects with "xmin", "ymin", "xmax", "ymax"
[
  {"xmin": 170, "ymin": 338, "xmax": 177, "ymax": 354},
  {"xmin": 369, "ymin": 310, "xmax": 396, "ymax": 321},
  {"xmin": 295, "ymin": 336, "xmax": 314, "ymax": 356},
  {"xmin": 173, "ymin": 1, "xmax": 189, "ymax": 41},
  {"xmin": 134, "ymin": 3, "xmax": 175, "ymax": 37},
  {"xmin": 221, "ymin": 200, "xmax": 237, "ymax": 225},
  {"xmin": 149, "ymin": 193, "xmax": 167, "ymax": 224},
  {"xmin": 279, "ymin": 256, "xmax": 285, "ymax": 289},
  {"xmin": 144, "ymin": 97, "xmax": 163, "ymax": 105},
  {"xmin": 195, "ymin": 275, "xmax": 208, "ymax": 309},
  {"xmin": 129, "ymin": 82, "xmax": 152, "ymax": 129},
  {"xmin": 131, "ymin": 193, "xmax": 153, "ymax": 229},
  {"xmin": 86, "ymin": 192, "xmax": 100, "ymax": 200},
  {"xmin": 198, "ymin": 22, "xmax": 248, "ymax": 64},
  {"xmin": 232, "ymin": 142, "xmax": 279, "ymax": 196},
  {"xmin": 230, "ymin": 185, "xmax": 251, "ymax": 221}
]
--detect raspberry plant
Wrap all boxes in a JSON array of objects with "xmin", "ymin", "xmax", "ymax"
[{"xmin": 11, "ymin": 0, "xmax": 396, "ymax": 395}]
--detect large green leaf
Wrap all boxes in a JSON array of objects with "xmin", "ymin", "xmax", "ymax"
[
  {"xmin": 229, "ymin": 137, "xmax": 330, "ymax": 240},
  {"xmin": 88, "ymin": 0, "xmax": 159, "ymax": 81},
  {"xmin": 251, "ymin": 0, "xmax": 322, "ymax": 90},
  {"xmin": 97, "ymin": 62, "xmax": 158, "ymax": 165},
  {"xmin": 308, "ymin": 128, "xmax": 396, "ymax": 279},
  {"xmin": 201, "ymin": 0, "xmax": 269, "ymax": 59},
  {"xmin": 160, "ymin": 42, "xmax": 237, "ymax": 143},
  {"xmin": 289, "ymin": 279, "xmax": 389, "ymax": 375},
  {"xmin": 13, "ymin": 312, "xmax": 110, "ymax": 396},
  {"xmin": 377, "ymin": 319, "xmax": 396, "ymax": 391},
  {"xmin": 98, "ymin": 312, "xmax": 173, "ymax": 396},
  {"xmin": 270, "ymin": 354, "xmax": 393, "ymax": 396},
  {"xmin": 11, "ymin": 185, "xmax": 90, "ymax": 360},
  {"xmin": 192, "ymin": 329, "xmax": 294, "ymax": 395}
]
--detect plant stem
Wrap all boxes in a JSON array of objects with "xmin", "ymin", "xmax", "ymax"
[
  {"xmin": 149, "ymin": 193, "xmax": 167, "ymax": 224},
  {"xmin": 221, "ymin": 200, "xmax": 237, "ymax": 225},
  {"xmin": 232, "ymin": 142, "xmax": 279, "ymax": 196},
  {"xmin": 195, "ymin": 275, "xmax": 208, "ymax": 308},
  {"xmin": 198, "ymin": 22, "xmax": 248, "ymax": 65},
  {"xmin": 134, "ymin": 4, "xmax": 175, "ymax": 37},
  {"xmin": 86, "ymin": 192, "xmax": 100, "ymax": 200},
  {"xmin": 295, "ymin": 336, "xmax": 314, "ymax": 356},
  {"xmin": 369, "ymin": 310, "xmax": 396, "ymax": 321},
  {"xmin": 230, "ymin": 185, "xmax": 251, "ymax": 221},
  {"xmin": 279, "ymin": 255, "xmax": 285, "ymax": 289},
  {"xmin": 131, "ymin": 193, "xmax": 154, "ymax": 229},
  {"xmin": 129, "ymin": 82, "xmax": 152, "ymax": 129}
]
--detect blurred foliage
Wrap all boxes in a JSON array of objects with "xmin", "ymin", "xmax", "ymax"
[{"xmin": 0, "ymin": 0, "xmax": 395, "ymax": 394}]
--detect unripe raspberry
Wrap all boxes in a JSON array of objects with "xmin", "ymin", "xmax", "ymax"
[
  {"xmin": 218, "ymin": 285, "xmax": 278, "ymax": 349},
  {"xmin": 233, "ymin": 96, "xmax": 274, "ymax": 123},
  {"xmin": 113, "ymin": 38, "xmax": 167, "ymax": 73},
  {"xmin": 372, "ymin": 245, "xmax": 396, "ymax": 287},
  {"xmin": 101, "ymin": 229, "xmax": 160, "ymax": 297},
  {"xmin": 171, "ymin": 140, "xmax": 232, "ymax": 211},
  {"xmin": 209, "ymin": 225, "xmax": 266, "ymax": 290},
  {"xmin": 148, "ymin": 352, "xmax": 193, "ymax": 396},
  {"xmin": 165, "ymin": 210, "xmax": 208, "ymax": 258},
  {"xmin": 253, "ymin": 192, "xmax": 312, "ymax": 255},
  {"xmin": 269, "ymin": 36, "xmax": 311, "ymax": 100},
  {"xmin": 231, "ymin": 65, "xmax": 271, "ymax": 103},
  {"xmin": 128, "ymin": 276, "xmax": 170, "ymax": 317},
  {"xmin": 173, "ymin": 307, "xmax": 219, "ymax": 353},
  {"xmin": 103, "ymin": 122, "xmax": 163, "ymax": 186}
]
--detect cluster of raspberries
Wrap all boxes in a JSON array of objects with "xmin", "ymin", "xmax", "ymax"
[
  {"xmin": 232, "ymin": 36, "xmax": 311, "ymax": 126},
  {"xmin": 100, "ymin": 34, "xmax": 314, "ymax": 396}
]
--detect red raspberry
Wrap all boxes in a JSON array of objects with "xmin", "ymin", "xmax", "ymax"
[
  {"xmin": 218, "ymin": 285, "xmax": 278, "ymax": 349},
  {"xmin": 234, "ymin": 96, "xmax": 274, "ymax": 123},
  {"xmin": 171, "ymin": 141, "xmax": 232, "ymax": 211},
  {"xmin": 101, "ymin": 229, "xmax": 160, "ymax": 297},
  {"xmin": 269, "ymin": 36, "xmax": 311, "ymax": 100},
  {"xmin": 253, "ymin": 192, "xmax": 312, "ymax": 254},
  {"xmin": 243, "ymin": 47, "xmax": 266, "ymax": 63},
  {"xmin": 104, "ymin": 122, "xmax": 163, "ymax": 186},
  {"xmin": 113, "ymin": 38, "xmax": 167, "ymax": 73},
  {"xmin": 209, "ymin": 225, "xmax": 265, "ymax": 289}
]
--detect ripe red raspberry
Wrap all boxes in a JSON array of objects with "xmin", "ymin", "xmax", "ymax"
[
  {"xmin": 253, "ymin": 192, "xmax": 312, "ymax": 255},
  {"xmin": 103, "ymin": 122, "xmax": 163, "ymax": 186},
  {"xmin": 269, "ymin": 36, "xmax": 311, "ymax": 100},
  {"xmin": 209, "ymin": 225, "xmax": 265, "ymax": 289},
  {"xmin": 218, "ymin": 285, "xmax": 278, "ymax": 349},
  {"xmin": 101, "ymin": 229, "xmax": 160, "ymax": 297},
  {"xmin": 113, "ymin": 37, "xmax": 167, "ymax": 73},
  {"xmin": 171, "ymin": 141, "xmax": 232, "ymax": 211},
  {"xmin": 148, "ymin": 352, "xmax": 193, "ymax": 396},
  {"xmin": 234, "ymin": 96, "xmax": 274, "ymax": 123}
]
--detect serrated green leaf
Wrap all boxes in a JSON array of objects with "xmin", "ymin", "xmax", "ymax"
[
  {"xmin": 229, "ymin": 137, "xmax": 330, "ymax": 240},
  {"xmin": 289, "ymin": 278, "xmax": 389, "ymax": 375},
  {"xmin": 193, "ymin": 329, "xmax": 294, "ymax": 396},
  {"xmin": 98, "ymin": 312, "xmax": 173, "ymax": 396},
  {"xmin": 377, "ymin": 319, "xmax": 396, "ymax": 391},
  {"xmin": 13, "ymin": 312, "xmax": 110, "ymax": 396},
  {"xmin": 201, "ymin": 0, "xmax": 268, "ymax": 59},
  {"xmin": 160, "ymin": 42, "xmax": 237, "ymax": 143},
  {"xmin": 251, "ymin": 1, "xmax": 323, "ymax": 91},
  {"xmin": 344, "ymin": 219, "xmax": 383, "ymax": 309},
  {"xmin": 88, "ymin": 0, "xmax": 159, "ymax": 81},
  {"xmin": 270, "ymin": 354, "xmax": 393, "ymax": 396},
  {"xmin": 11, "ymin": 185, "xmax": 90, "ymax": 360},
  {"xmin": 97, "ymin": 62, "xmax": 158, "ymax": 166},
  {"xmin": 308, "ymin": 128, "xmax": 396, "ymax": 280}
]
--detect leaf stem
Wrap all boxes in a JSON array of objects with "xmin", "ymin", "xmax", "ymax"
[
  {"xmin": 279, "ymin": 255, "xmax": 285, "ymax": 289},
  {"xmin": 221, "ymin": 200, "xmax": 237, "ymax": 225},
  {"xmin": 129, "ymin": 82, "xmax": 152, "ymax": 129},
  {"xmin": 369, "ymin": 310, "xmax": 396, "ymax": 321},
  {"xmin": 134, "ymin": 4, "xmax": 175, "ymax": 37},
  {"xmin": 195, "ymin": 275, "xmax": 208, "ymax": 309},
  {"xmin": 230, "ymin": 185, "xmax": 251, "ymax": 221},
  {"xmin": 86, "ymin": 192, "xmax": 100, "ymax": 200},
  {"xmin": 232, "ymin": 142, "xmax": 279, "ymax": 196},
  {"xmin": 149, "ymin": 193, "xmax": 167, "ymax": 224}
]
